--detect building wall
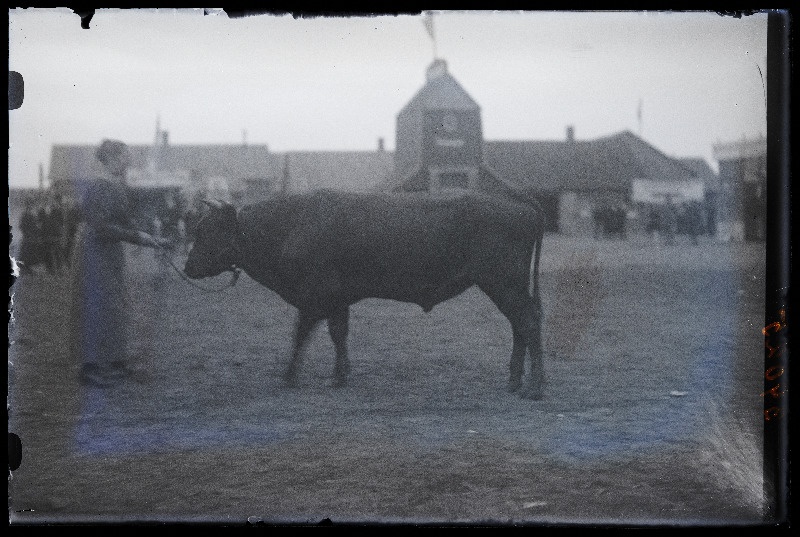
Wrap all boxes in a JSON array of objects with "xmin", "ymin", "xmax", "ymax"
[
  {"xmin": 716, "ymin": 153, "xmax": 766, "ymax": 242},
  {"xmin": 422, "ymin": 109, "xmax": 483, "ymax": 169},
  {"xmin": 395, "ymin": 107, "xmax": 484, "ymax": 193},
  {"xmin": 394, "ymin": 107, "xmax": 424, "ymax": 184}
]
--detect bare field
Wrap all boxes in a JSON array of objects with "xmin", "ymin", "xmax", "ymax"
[{"xmin": 8, "ymin": 234, "xmax": 768, "ymax": 526}]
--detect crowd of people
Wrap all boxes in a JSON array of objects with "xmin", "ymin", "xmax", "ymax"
[
  {"xmin": 645, "ymin": 199, "xmax": 707, "ymax": 245},
  {"xmin": 16, "ymin": 197, "xmax": 80, "ymax": 275},
  {"xmin": 16, "ymin": 192, "xmax": 200, "ymax": 276},
  {"xmin": 592, "ymin": 203, "xmax": 629, "ymax": 240},
  {"xmin": 591, "ymin": 199, "xmax": 708, "ymax": 245}
]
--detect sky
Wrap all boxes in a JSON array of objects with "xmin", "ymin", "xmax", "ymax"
[{"xmin": 8, "ymin": 9, "xmax": 770, "ymax": 188}]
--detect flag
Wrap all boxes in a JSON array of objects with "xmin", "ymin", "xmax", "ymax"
[{"xmin": 423, "ymin": 11, "xmax": 435, "ymax": 41}]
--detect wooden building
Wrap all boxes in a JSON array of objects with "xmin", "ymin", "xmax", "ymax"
[
  {"xmin": 484, "ymin": 129, "xmax": 705, "ymax": 235},
  {"xmin": 712, "ymin": 136, "xmax": 767, "ymax": 242}
]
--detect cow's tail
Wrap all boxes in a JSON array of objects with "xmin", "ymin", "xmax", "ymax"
[{"xmin": 501, "ymin": 187, "xmax": 544, "ymax": 303}]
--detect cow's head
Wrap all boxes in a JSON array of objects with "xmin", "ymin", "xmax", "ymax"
[{"xmin": 183, "ymin": 200, "xmax": 239, "ymax": 279}]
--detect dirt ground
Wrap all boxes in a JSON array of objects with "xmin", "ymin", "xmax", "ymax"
[{"xmin": 8, "ymin": 233, "xmax": 771, "ymax": 527}]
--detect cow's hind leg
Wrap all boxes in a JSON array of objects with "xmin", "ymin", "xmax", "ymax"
[
  {"xmin": 283, "ymin": 312, "xmax": 320, "ymax": 388},
  {"xmin": 327, "ymin": 307, "xmax": 350, "ymax": 388},
  {"xmin": 480, "ymin": 283, "xmax": 545, "ymax": 400},
  {"xmin": 507, "ymin": 328, "xmax": 526, "ymax": 393},
  {"xmin": 520, "ymin": 295, "xmax": 545, "ymax": 400}
]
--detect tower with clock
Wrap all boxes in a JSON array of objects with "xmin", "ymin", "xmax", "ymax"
[{"xmin": 392, "ymin": 59, "xmax": 512, "ymax": 196}]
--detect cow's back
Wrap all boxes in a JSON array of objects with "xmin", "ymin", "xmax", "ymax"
[{"xmin": 237, "ymin": 190, "xmax": 540, "ymax": 306}]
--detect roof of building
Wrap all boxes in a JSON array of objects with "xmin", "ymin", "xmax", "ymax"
[
  {"xmin": 47, "ymin": 142, "xmax": 394, "ymax": 194},
  {"xmin": 397, "ymin": 60, "xmax": 480, "ymax": 115},
  {"xmin": 484, "ymin": 130, "xmax": 699, "ymax": 192},
  {"xmin": 678, "ymin": 157, "xmax": 720, "ymax": 190},
  {"xmin": 45, "ymin": 130, "xmax": 712, "ymax": 198},
  {"xmin": 712, "ymin": 136, "xmax": 767, "ymax": 161},
  {"xmin": 285, "ymin": 150, "xmax": 395, "ymax": 192},
  {"xmin": 48, "ymin": 143, "xmax": 281, "ymax": 187},
  {"xmin": 164, "ymin": 144, "xmax": 281, "ymax": 179}
]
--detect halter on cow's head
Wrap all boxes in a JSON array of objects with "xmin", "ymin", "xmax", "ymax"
[{"xmin": 183, "ymin": 199, "xmax": 241, "ymax": 279}]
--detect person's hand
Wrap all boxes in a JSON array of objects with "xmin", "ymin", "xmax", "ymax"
[
  {"xmin": 138, "ymin": 231, "xmax": 168, "ymax": 249},
  {"xmin": 154, "ymin": 237, "xmax": 174, "ymax": 250}
]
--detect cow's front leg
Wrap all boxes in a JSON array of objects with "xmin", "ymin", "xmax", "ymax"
[
  {"xmin": 283, "ymin": 311, "xmax": 320, "ymax": 388},
  {"xmin": 327, "ymin": 306, "xmax": 350, "ymax": 388}
]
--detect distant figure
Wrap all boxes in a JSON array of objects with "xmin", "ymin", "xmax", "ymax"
[
  {"xmin": 660, "ymin": 198, "xmax": 678, "ymax": 246},
  {"xmin": 70, "ymin": 139, "xmax": 167, "ymax": 388},
  {"xmin": 646, "ymin": 203, "xmax": 661, "ymax": 241},
  {"xmin": 176, "ymin": 217, "xmax": 188, "ymax": 255},
  {"xmin": 592, "ymin": 205, "xmax": 606, "ymax": 240},
  {"xmin": 36, "ymin": 205, "xmax": 55, "ymax": 273},
  {"xmin": 607, "ymin": 203, "xmax": 626, "ymax": 239},
  {"xmin": 17, "ymin": 200, "xmax": 43, "ymax": 275},
  {"xmin": 180, "ymin": 207, "xmax": 200, "ymax": 257},
  {"xmin": 686, "ymin": 201, "xmax": 705, "ymax": 245},
  {"xmin": 62, "ymin": 202, "xmax": 80, "ymax": 268},
  {"xmin": 183, "ymin": 207, "xmax": 200, "ymax": 247},
  {"xmin": 161, "ymin": 191, "xmax": 180, "ymax": 244},
  {"xmin": 151, "ymin": 215, "xmax": 164, "ymax": 261}
]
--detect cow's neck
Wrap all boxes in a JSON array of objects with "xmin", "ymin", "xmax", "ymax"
[
  {"xmin": 226, "ymin": 213, "xmax": 246, "ymax": 272},
  {"xmin": 232, "ymin": 214, "xmax": 295, "ymax": 301}
]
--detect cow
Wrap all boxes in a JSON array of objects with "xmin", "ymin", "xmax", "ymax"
[{"xmin": 183, "ymin": 188, "xmax": 547, "ymax": 399}]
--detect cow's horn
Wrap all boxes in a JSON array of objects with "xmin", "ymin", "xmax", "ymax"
[{"xmin": 202, "ymin": 199, "xmax": 225, "ymax": 209}]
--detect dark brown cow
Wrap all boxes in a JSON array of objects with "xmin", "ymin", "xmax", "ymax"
[{"xmin": 184, "ymin": 189, "xmax": 546, "ymax": 399}]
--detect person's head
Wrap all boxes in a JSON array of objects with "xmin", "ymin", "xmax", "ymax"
[{"xmin": 96, "ymin": 139, "xmax": 131, "ymax": 178}]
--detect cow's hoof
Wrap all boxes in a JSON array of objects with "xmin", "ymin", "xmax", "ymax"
[
  {"xmin": 282, "ymin": 373, "xmax": 299, "ymax": 388},
  {"xmin": 507, "ymin": 379, "xmax": 522, "ymax": 393},
  {"xmin": 331, "ymin": 377, "xmax": 348, "ymax": 389},
  {"xmin": 519, "ymin": 385, "xmax": 544, "ymax": 401}
]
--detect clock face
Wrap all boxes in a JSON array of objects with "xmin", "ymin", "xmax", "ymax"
[
  {"xmin": 434, "ymin": 113, "xmax": 465, "ymax": 149},
  {"xmin": 442, "ymin": 113, "xmax": 458, "ymax": 133}
]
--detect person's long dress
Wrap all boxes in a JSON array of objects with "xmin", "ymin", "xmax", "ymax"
[{"xmin": 70, "ymin": 177, "xmax": 144, "ymax": 374}]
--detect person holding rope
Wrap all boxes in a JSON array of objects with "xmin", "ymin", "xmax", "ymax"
[{"xmin": 70, "ymin": 139, "xmax": 170, "ymax": 388}]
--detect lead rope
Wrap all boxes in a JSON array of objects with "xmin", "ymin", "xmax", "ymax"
[{"xmin": 155, "ymin": 247, "xmax": 241, "ymax": 293}]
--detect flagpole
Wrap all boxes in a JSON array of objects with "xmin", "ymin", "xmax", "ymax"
[
  {"xmin": 637, "ymin": 99, "xmax": 643, "ymax": 138},
  {"xmin": 424, "ymin": 11, "xmax": 437, "ymax": 61}
]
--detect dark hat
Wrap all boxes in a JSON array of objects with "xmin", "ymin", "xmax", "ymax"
[{"xmin": 96, "ymin": 139, "xmax": 129, "ymax": 165}]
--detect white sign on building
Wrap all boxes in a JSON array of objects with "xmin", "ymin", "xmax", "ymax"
[{"xmin": 631, "ymin": 179, "xmax": 705, "ymax": 204}]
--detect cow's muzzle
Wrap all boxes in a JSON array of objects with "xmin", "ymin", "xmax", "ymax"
[
  {"xmin": 182, "ymin": 261, "xmax": 201, "ymax": 279},
  {"xmin": 183, "ymin": 260, "xmax": 238, "ymax": 280}
]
